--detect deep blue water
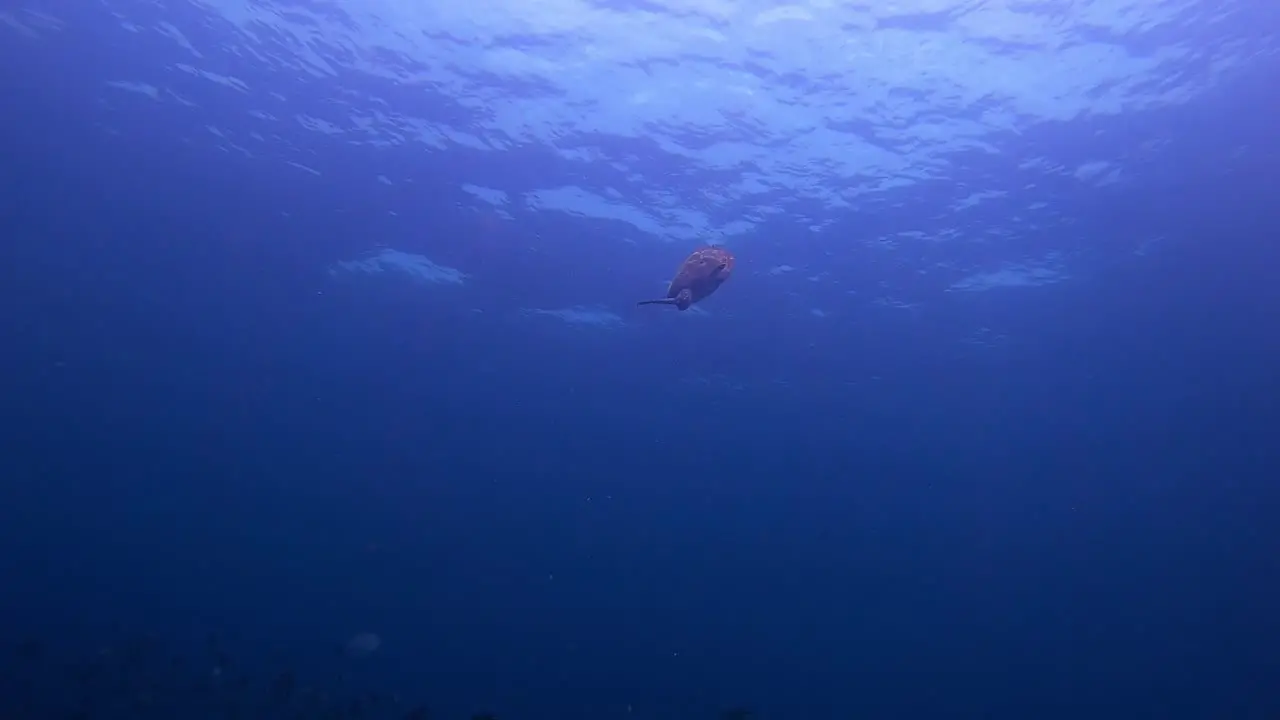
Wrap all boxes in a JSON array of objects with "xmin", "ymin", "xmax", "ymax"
[{"xmin": 1, "ymin": 1, "xmax": 1279, "ymax": 718}]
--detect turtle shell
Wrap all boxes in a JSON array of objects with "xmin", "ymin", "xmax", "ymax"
[{"xmin": 663, "ymin": 246, "xmax": 734, "ymax": 309}]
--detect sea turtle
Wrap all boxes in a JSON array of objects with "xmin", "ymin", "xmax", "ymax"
[{"xmin": 637, "ymin": 246, "xmax": 735, "ymax": 311}]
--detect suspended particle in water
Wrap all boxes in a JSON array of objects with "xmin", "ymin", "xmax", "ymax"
[{"xmin": 343, "ymin": 633, "xmax": 381, "ymax": 659}]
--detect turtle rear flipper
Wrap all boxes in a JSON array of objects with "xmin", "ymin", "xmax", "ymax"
[{"xmin": 637, "ymin": 298, "xmax": 678, "ymax": 307}]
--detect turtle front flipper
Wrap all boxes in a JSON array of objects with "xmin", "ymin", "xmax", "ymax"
[{"xmin": 637, "ymin": 288, "xmax": 693, "ymax": 310}]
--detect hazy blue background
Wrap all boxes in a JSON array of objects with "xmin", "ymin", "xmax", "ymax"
[{"xmin": 1, "ymin": 0, "xmax": 1279, "ymax": 718}]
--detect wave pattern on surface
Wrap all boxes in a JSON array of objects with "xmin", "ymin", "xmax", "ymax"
[{"xmin": 8, "ymin": 0, "xmax": 1275, "ymax": 315}]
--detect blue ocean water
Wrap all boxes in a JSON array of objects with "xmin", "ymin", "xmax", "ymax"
[{"xmin": 1, "ymin": 1, "xmax": 1278, "ymax": 718}]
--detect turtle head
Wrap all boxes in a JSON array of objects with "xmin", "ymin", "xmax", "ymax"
[{"xmin": 674, "ymin": 288, "xmax": 694, "ymax": 310}]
